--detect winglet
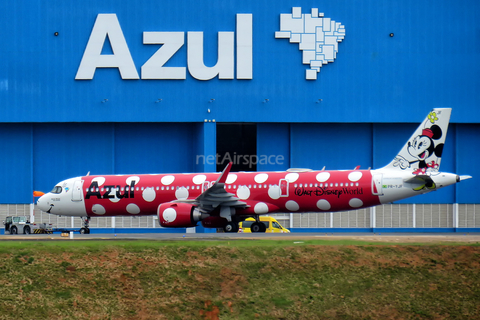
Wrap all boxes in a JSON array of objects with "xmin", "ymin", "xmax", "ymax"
[{"xmin": 216, "ymin": 162, "xmax": 233, "ymax": 184}]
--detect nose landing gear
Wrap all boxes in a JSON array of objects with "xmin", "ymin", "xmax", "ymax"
[{"xmin": 80, "ymin": 217, "xmax": 91, "ymax": 234}]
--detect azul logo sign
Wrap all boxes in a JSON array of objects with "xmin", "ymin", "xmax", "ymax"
[
  {"xmin": 275, "ymin": 7, "xmax": 345, "ymax": 80},
  {"xmin": 75, "ymin": 14, "xmax": 252, "ymax": 80},
  {"xmin": 75, "ymin": 8, "xmax": 344, "ymax": 81}
]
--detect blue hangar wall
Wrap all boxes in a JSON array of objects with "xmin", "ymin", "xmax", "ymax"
[{"xmin": 0, "ymin": 0, "xmax": 478, "ymax": 204}]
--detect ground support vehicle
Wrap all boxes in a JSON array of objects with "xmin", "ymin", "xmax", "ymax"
[
  {"xmin": 239, "ymin": 217, "xmax": 290, "ymax": 233},
  {"xmin": 3, "ymin": 216, "xmax": 53, "ymax": 234}
]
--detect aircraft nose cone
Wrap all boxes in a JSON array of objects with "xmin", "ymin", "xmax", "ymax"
[{"xmin": 37, "ymin": 195, "xmax": 50, "ymax": 212}]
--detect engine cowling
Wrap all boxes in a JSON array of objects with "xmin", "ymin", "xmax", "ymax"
[{"xmin": 158, "ymin": 202, "xmax": 202, "ymax": 228}]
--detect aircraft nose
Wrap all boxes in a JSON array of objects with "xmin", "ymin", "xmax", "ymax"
[{"xmin": 37, "ymin": 195, "xmax": 50, "ymax": 212}]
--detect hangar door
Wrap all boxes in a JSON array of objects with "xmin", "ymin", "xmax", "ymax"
[{"xmin": 216, "ymin": 124, "xmax": 257, "ymax": 172}]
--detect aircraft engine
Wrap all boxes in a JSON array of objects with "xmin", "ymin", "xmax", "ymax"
[{"xmin": 157, "ymin": 202, "xmax": 203, "ymax": 228}]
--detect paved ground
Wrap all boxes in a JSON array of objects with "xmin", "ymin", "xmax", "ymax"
[{"xmin": 1, "ymin": 232, "xmax": 480, "ymax": 243}]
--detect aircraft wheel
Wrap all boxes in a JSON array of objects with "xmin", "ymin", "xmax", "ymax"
[
  {"xmin": 10, "ymin": 226, "xmax": 17, "ymax": 235},
  {"xmin": 24, "ymin": 226, "xmax": 31, "ymax": 235},
  {"xmin": 251, "ymin": 222, "xmax": 265, "ymax": 233},
  {"xmin": 223, "ymin": 222, "xmax": 239, "ymax": 233},
  {"xmin": 80, "ymin": 227, "xmax": 88, "ymax": 234}
]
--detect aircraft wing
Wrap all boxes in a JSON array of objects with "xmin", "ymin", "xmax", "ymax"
[{"xmin": 176, "ymin": 162, "xmax": 248, "ymax": 213}]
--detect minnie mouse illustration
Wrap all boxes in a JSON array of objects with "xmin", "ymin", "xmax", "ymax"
[{"xmin": 393, "ymin": 123, "xmax": 444, "ymax": 174}]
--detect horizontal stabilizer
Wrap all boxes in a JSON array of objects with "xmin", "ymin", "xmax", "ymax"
[{"xmin": 404, "ymin": 175, "xmax": 434, "ymax": 185}]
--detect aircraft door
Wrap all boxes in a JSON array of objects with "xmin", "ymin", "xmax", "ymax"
[
  {"xmin": 72, "ymin": 180, "xmax": 84, "ymax": 201},
  {"xmin": 279, "ymin": 179, "xmax": 289, "ymax": 197},
  {"xmin": 372, "ymin": 174, "xmax": 383, "ymax": 196}
]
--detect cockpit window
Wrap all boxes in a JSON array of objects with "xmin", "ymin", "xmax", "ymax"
[{"xmin": 51, "ymin": 186, "xmax": 62, "ymax": 194}]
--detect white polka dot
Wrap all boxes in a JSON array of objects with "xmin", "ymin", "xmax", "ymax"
[
  {"xmin": 126, "ymin": 176, "xmax": 140, "ymax": 185},
  {"xmin": 161, "ymin": 175, "xmax": 175, "ymax": 185},
  {"xmin": 349, "ymin": 198, "xmax": 363, "ymax": 208},
  {"xmin": 317, "ymin": 199, "xmax": 331, "ymax": 210},
  {"xmin": 109, "ymin": 188, "xmax": 121, "ymax": 203},
  {"xmin": 92, "ymin": 204, "xmax": 106, "ymax": 215},
  {"xmin": 268, "ymin": 185, "xmax": 281, "ymax": 200},
  {"xmin": 192, "ymin": 174, "xmax": 207, "ymax": 185},
  {"xmin": 316, "ymin": 172, "xmax": 330, "ymax": 182},
  {"xmin": 142, "ymin": 187, "xmax": 156, "ymax": 202},
  {"xmin": 254, "ymin": 173, "xmax": 269, "ymax": 184},
  {"xmin": 237, "ymin": 186, "xmax": 250, "ymax": 200},
  {"xmin": 126, "ymin": 203, "xmax": 140, "ymax": 214},
  {"xmin": 254, "ymin": 202, "xmax": 269, "ymax": 214},
  {"xmin": 92, "ymin": 177, "xmax": 105, "ymax": 186},
  {"xmin": 175, "ymin": 187, "xmax": 189, "ymax": 200},
  {"xmin": 285, "ymin": 200, "xmax": 299, "ymax": 211},
  {"xmin": 348, "ymin": 171, "xmax": 363, "ymax": 182},
  {"xmin": 285, "ymin": 172, "xmax": 299, "ymax": 183},
  {"xmin": 226, "ymin": 174, "xmax": 237, "ymax": 184},
  {"xmin": 162, "ymin": 207, "xmax": 177, "ymax": 222}
]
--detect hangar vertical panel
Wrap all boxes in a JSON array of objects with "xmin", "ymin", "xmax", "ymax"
[
  {"xmin": 257, "ymin": 123, "xmax": 290, "ymax": 171},
  {"xmin": 114, "ymin": 123, "xmax": 196, "ymax": 174},
  {"xmin": 456, "ymin": 124, "xmax": 480, "ymax": 204},
  {"xmin": 290, "ymin": 123, "xmax": 372, "ymax": 170},
  {"xmin": 0, "ymin": 124, "xmax": 33, "ymax": 203},
  {"xmin": 33, "ymin": 123, "xmax": 115, "ymax": 193}
]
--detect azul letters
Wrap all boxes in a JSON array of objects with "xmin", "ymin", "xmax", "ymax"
[{"xmin": 75, "ymin": 14, "xmax": 253, "ymax": 80}]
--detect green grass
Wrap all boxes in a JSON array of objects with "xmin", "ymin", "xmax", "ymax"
[{"xmin": 0, "ymin": 240, "xmax": 479, "ymax": 319}]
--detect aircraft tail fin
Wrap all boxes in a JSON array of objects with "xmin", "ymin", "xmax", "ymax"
[{"xmin": 384, "ymin": 108, "xmax": 452, "ymax": 173}]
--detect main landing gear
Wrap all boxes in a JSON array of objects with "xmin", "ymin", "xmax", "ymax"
[
  {"xmin": 80, "ymin": 217, "xmax": 91, "ymax": 234},
  {"xmin": 223, "ymin": 221, "xmax": 239, "ymax": 233}
]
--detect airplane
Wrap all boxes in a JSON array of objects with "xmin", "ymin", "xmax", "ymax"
[{"xmin": 37, "ymin": 108, "xmax": 471, "ymax": 234}]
